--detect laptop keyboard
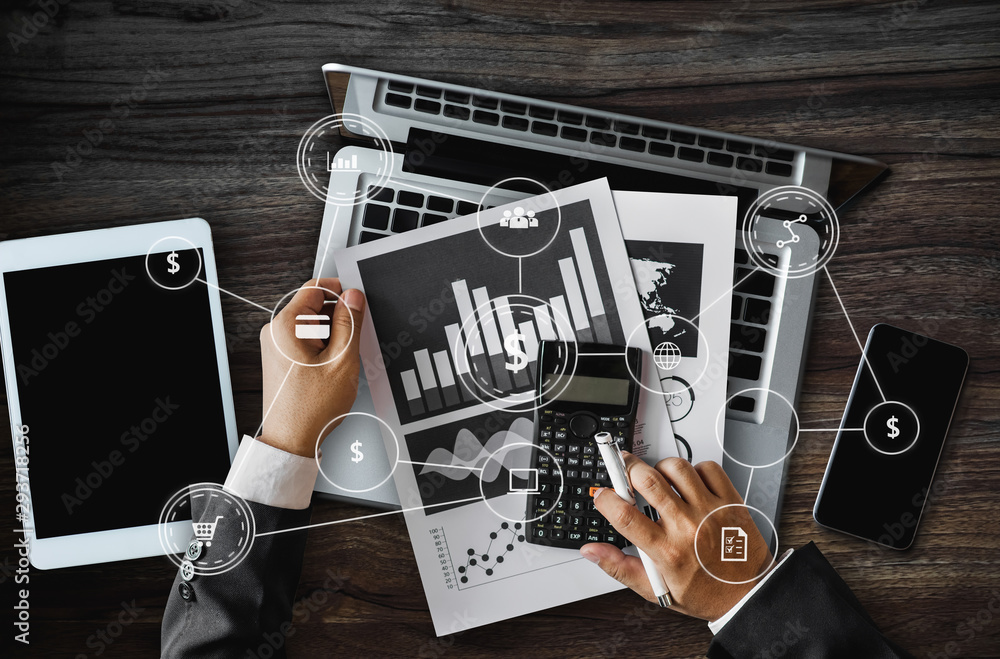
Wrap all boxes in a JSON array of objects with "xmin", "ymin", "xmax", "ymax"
[
  {"xmin": 358, "ymin": 185, "xmax": 484, "ymax": 244},
  {"xmin": 354, "ymin": 185, "xmax": 783, "ymax": 421},
  {"xmin": 728, "ymin": 248, "xmax": 780, "ymax": 414},
  {"xmin": 380, "ymin": 81, "xmax": 796, "ymax": 179}
]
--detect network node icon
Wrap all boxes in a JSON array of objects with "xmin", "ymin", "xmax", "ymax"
[{"xmin": 653, "ymin": 341, "xmax": 682, "ymax": 370}]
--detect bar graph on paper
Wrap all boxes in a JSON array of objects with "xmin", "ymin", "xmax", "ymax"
[{"xmin": 398, "ymin": 228, "xmax": 613, "ymax": 417}]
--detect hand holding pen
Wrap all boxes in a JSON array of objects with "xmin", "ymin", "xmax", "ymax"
[
  {"xmin": 594, "ymin": 432, "xmax": 673, "ymax": 607},
  {"xmin": 580, "ymin": 443, "xmax": 774, "ymax": 623}
]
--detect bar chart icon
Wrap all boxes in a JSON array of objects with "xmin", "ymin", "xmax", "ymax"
[
  {"xmin": 397, "ymin": 227, "xmax": 616, "ymax": 418},
  {"xmin": 327, "ymin": 152, "xmax": 360, "ymax": 172}
]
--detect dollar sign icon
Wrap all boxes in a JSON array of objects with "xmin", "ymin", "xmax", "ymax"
[
  {"xmin": 166, "ymin": 251, "xmax": 180, "ymax": 275},
  {"xmin": 350, "ymin": 440, "xmax": 364, "ymax": 463},
  {"xmin": 886, "ymin": 415, "xmax": 900, "ymax": 440},
  {"xmin": 504, "ymin": 332, "xmax": 528, "ymax": 372}
]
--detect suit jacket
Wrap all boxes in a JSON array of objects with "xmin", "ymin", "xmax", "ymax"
[
  {"xmin": 162, "ymin": 503, "xmax": 910, "ymax": 658},
  {"xmin": 707, "ymin": 542, "xmax": 914, "ymax": 659},
  {"xmin": 161, "ymin": 497, "xmax": 311, "ymax": 658}
]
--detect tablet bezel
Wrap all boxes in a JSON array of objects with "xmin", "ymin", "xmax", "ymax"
[{"xmin": 0, "ymin": 218, "xmax": 239, "ymax": 569}]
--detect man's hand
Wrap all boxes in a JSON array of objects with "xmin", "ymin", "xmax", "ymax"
[
  {"xmin": 580, "ymin": 456, "xmax": 773, "ymax": 622},
  {"xmin": 258, "ymin": 278, "xmax": 365, "ymax": 458}
]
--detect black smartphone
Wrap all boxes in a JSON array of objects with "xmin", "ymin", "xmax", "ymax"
[{"xmin": 813, "ymin": 323, "xmax": 968, "ymax": 549}]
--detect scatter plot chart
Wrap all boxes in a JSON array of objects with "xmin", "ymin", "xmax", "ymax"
[{"xmin": 457, "ymin": 522, "xmax": 526, "ymax": 585}]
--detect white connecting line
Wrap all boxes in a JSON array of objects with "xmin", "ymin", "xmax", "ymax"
[
  {"xmin": 690, "ymin": 266, "xmax": 759, "ymax": 324},
  {"xmin": 255, "ymin": 495, "xmax": 486, "ymax": 537},
  {"xmin": 822, "ymin": 266, "xmax": 887, "ymax": 402},
  {"xmin": 196, "ymin": 277, "xmax": 273, "ymax": 314},
  {"xmin": 399, "ymin": 459, "xmax": 483, "ymax": 472}
]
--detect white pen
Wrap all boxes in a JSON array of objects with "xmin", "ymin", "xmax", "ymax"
[{"xmin": 595, "ymin": 431, "xmax": 673, "ymax": 608}]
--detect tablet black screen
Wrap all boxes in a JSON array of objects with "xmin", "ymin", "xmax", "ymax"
[{"xmin": 4, "ymin": 251, "xmax": 233, "ymax": 539}]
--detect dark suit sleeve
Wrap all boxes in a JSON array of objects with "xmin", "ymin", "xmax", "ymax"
[
  {"xmin": 161, "ymin": 497, "xmax": 312, "ymax": 659},
  {"xmin": 707, "ymin": 542, "xmax": 914, "ymax": 659}
]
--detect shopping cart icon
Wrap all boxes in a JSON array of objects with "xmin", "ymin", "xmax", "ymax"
[{"xmin": 192, "ymin": 516, "xmax": 224, "ymax": 547}]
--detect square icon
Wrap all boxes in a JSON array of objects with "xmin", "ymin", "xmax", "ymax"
[{"xmin": 509, "ymin": 468, "xmax": 539, "ymax": 493}]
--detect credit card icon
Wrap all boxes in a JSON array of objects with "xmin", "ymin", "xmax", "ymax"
[{"xmin": 295, "ymin": 314, "xmax": 331, "ymax": 340}]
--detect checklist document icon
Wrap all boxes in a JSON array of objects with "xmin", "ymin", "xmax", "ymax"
[{"xmin": 721, "ymin": 527, "xmax": 748, "ymax": 562}]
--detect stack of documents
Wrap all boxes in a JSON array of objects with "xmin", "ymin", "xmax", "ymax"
[{"xmin": 333, "ymin": 178, "xmax": 736, "ymax": 634}]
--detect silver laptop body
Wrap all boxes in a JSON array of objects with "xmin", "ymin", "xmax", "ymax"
[{"xmin": 311, "ymin": 63, "xmax": 887, "ymax": 549}]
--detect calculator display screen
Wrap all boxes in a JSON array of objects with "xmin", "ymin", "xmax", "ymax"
[{"xmin": 542, "ymin": 373, "xmax": 630, "ymax": 406}]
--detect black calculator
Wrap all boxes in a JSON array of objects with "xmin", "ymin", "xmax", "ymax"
[{"xmin": 525, "ymin": 341, "xmax": 641, "ymax": 550}]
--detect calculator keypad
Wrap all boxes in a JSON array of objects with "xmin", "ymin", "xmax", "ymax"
[{"xmin": 526, "ymin": 410, "xmax": 632, "ymax": 550}]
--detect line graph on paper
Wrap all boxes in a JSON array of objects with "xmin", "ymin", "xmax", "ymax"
[{"xmin": 429, "ymin": 523, "xmax": 527, "ymax": 591}]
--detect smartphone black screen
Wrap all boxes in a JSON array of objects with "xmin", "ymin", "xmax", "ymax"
[{"xmin": 813, "ymin": 324, "xmax": 968, "ymax": 549}]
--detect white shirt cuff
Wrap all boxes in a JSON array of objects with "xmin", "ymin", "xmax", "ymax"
[
  {"xmin": 708, "ymin": 548, "xmax": 795, "ymax": 635},
  {"xmin": 223, "ymin": 435, "xmax": 318, "ymax": 510}
]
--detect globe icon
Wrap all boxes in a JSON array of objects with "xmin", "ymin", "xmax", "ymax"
[{"xmin": 653, "ymin": 341, "xmax": 682, "ymax": 370}]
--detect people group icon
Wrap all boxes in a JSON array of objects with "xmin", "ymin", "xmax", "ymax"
[{"xmin": 499, "ymin": 207, "xmax": 538, "ymax": 229}]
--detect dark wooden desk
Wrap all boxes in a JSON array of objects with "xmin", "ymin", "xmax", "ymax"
[{"xmin": 2, "ymin": 1, "xmax": 999, "ymax": 656}]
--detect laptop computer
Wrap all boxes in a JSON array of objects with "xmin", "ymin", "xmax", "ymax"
[{"xmin": 310, "ymin": 63, "xmax": 888, "ymax": 549}]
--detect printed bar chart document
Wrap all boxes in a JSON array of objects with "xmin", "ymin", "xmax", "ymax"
[{"xmin": 334, "ymin": 179, "xmax": 676, "ymax": 635}]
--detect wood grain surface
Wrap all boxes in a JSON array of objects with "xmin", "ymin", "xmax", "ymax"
[{"xmin": 1, "ymin": 1, "xmax": 998, "ymax": 657}]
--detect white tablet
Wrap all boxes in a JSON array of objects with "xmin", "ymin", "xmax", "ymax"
[{"xmin": 0, "ymin": 218, "xmax": 239, "ymax": 569}]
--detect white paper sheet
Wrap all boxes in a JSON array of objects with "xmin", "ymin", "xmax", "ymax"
[
  {"xmin": 333, "ymin": 179, "xmax": 676, "ymax": 635},
  {"xmin": 612, "ymin": 190, "xmax": 738, "ymax": 466}
]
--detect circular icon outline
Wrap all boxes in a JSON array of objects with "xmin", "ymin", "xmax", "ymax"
[
  {"xmin": 478, "ymin": 440, "xmax": 564, "ymax": 524},
  {"xmin": 268, "ymin": 284, "xmax": 354, "ymax": 368},
  {"xmin": 158, "ymin": 482, "xmax": 256, "ymax": 577},
  {"xmin": 625, "ymin": 314, "xmax": 711, "ymax": 396},
  {"xmin": 863, "ymin": 400, "xmax": 920, "ymax": 456},
  {"xmin": 694, "ymin": 503, "xmax": 779, "ymax": 585},
  {"xmin": 145, "ymin": 235, "xmax": 202, "ymax": 291},
  {"xmin": 475, "ymin": 177, "xmax": 562, "ymax": 259},
  {"xmin": 452, "ymin": 295, "xmax": 578, "ymax": 415},
  {"xmin": 661, "ymin": 375, "xmax": 695, "ymax": 422},
  {"xmin": 314, "ymin": 412, "xmax": 401, "ymax": 494},
  {"xmin": 714, "ymin": 387, "xmax": 800, "ymax": 469},
  {"xmin": 741, "ymin": 185, "xmax": 839, "ymax": 279},
  {"xmin": 295, "ymin": 113, "xmax": 395, "ymax": 207}
]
